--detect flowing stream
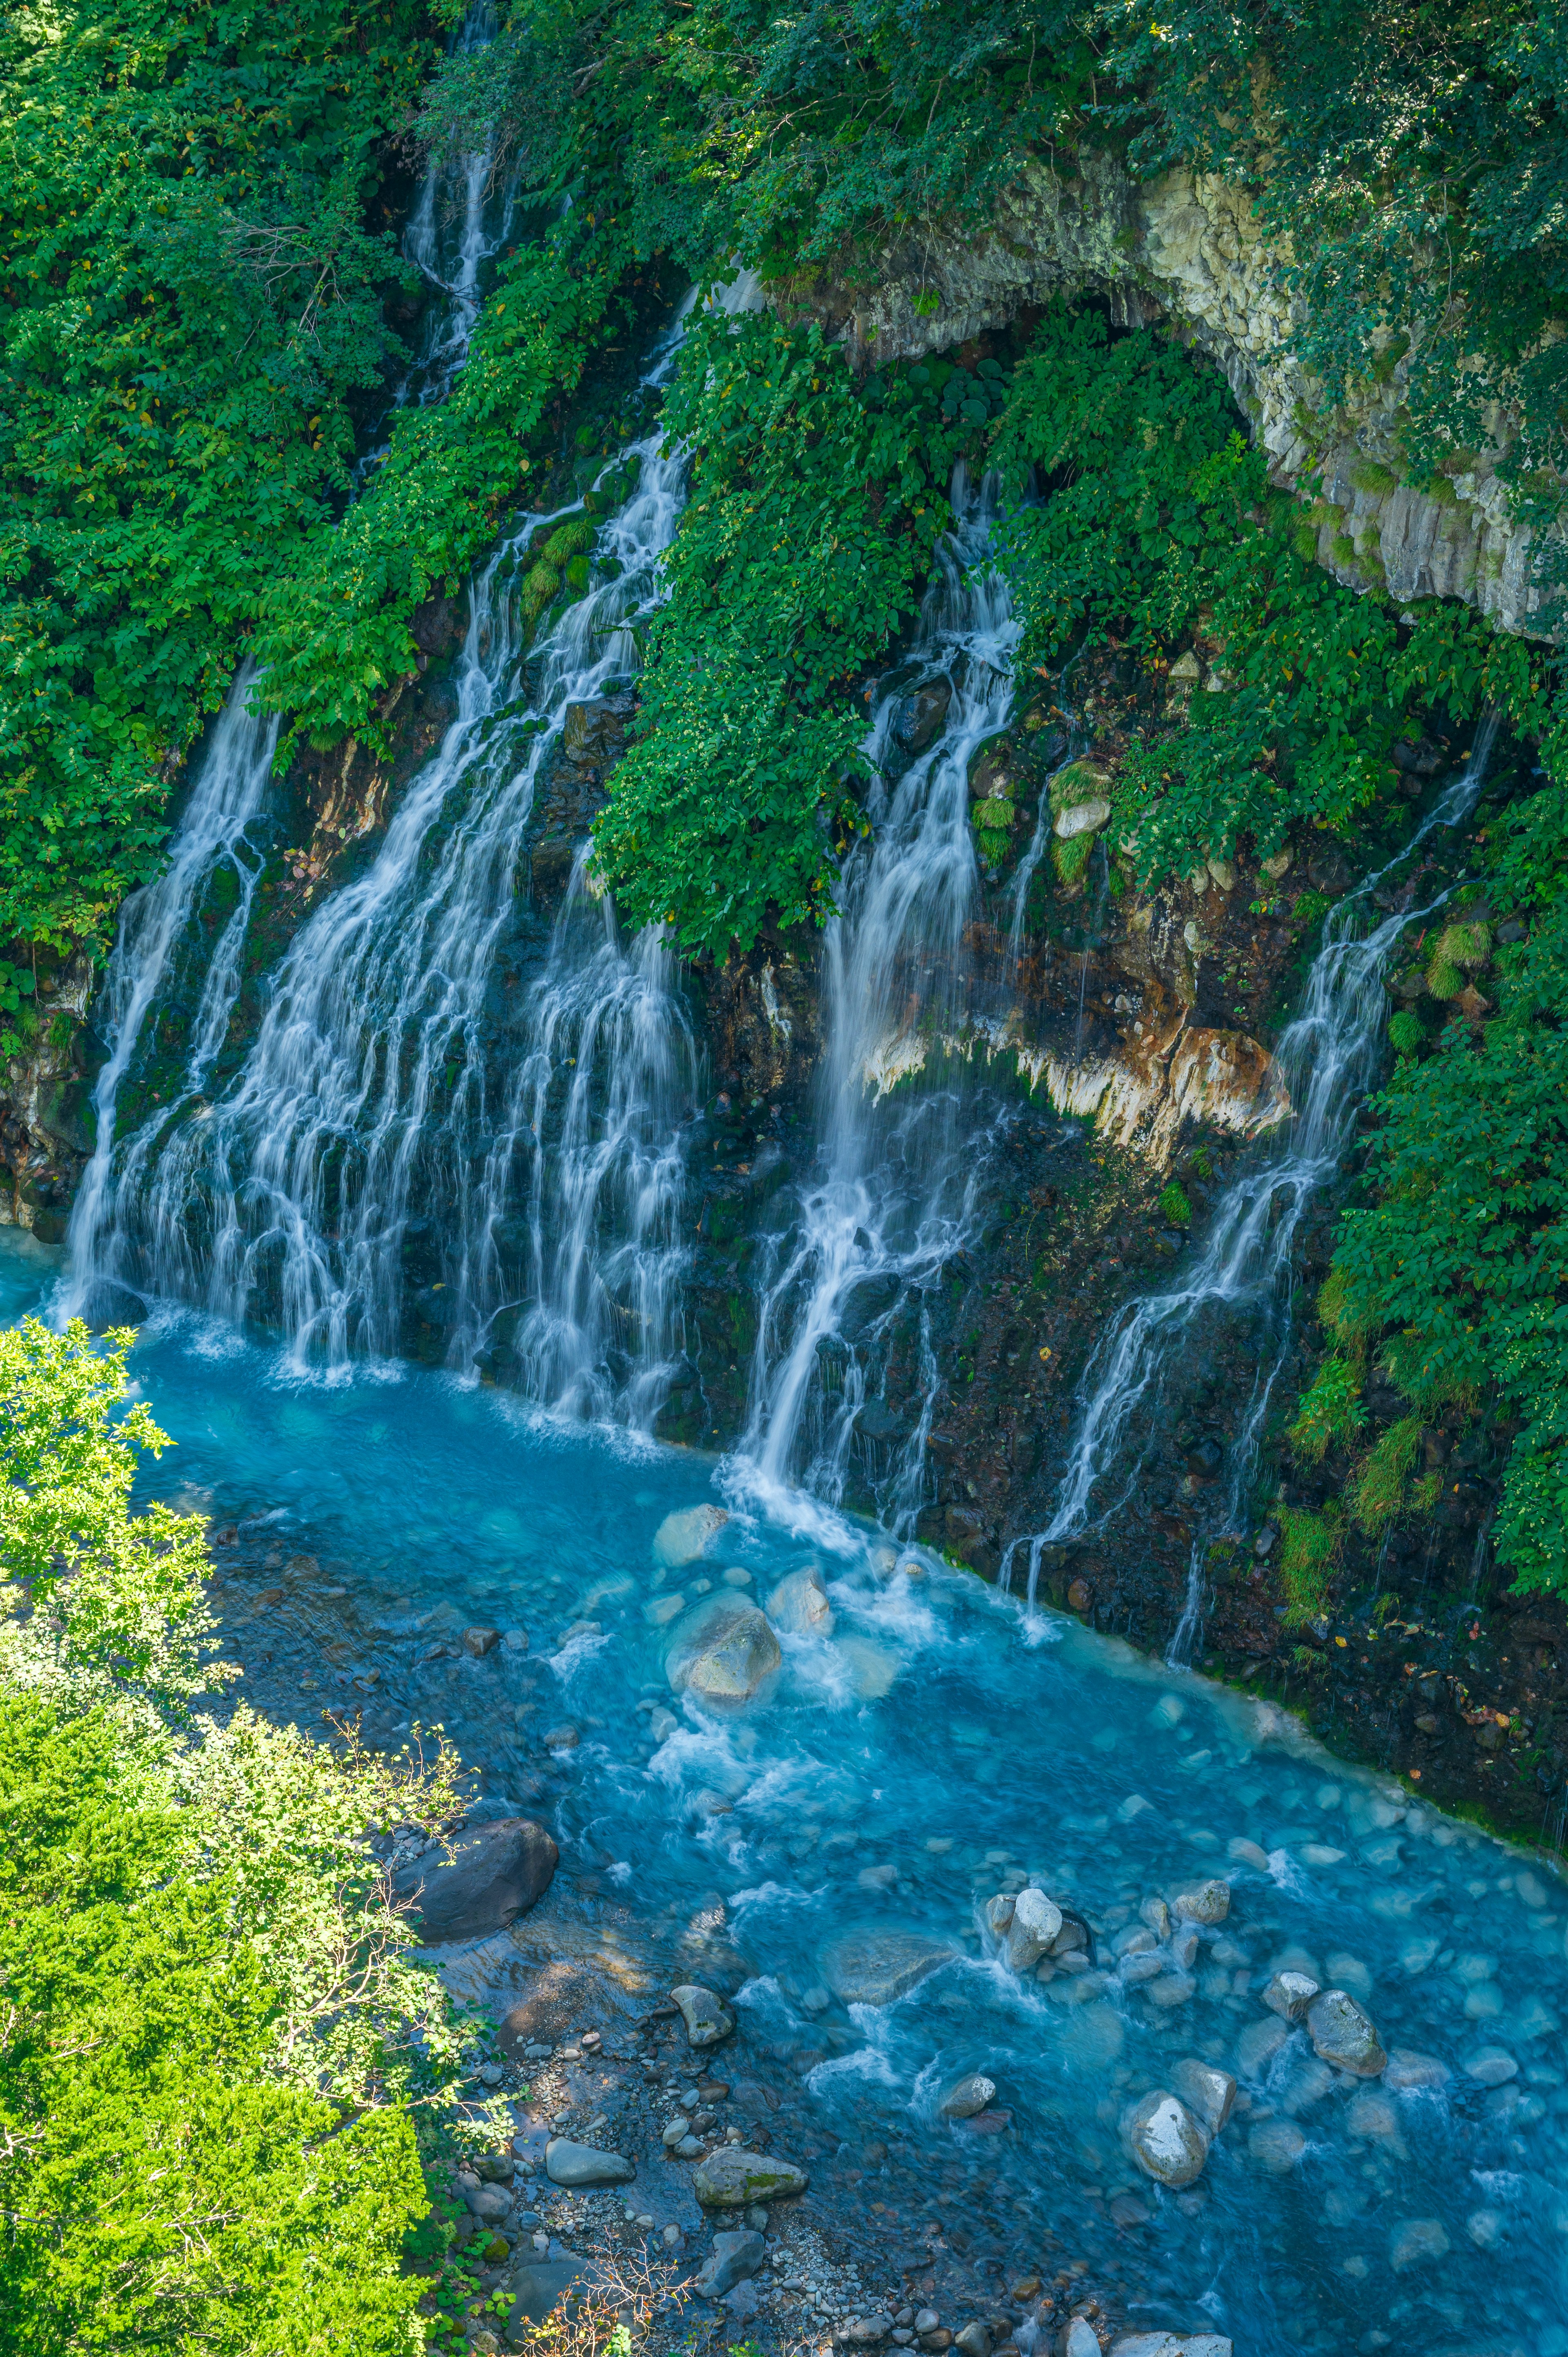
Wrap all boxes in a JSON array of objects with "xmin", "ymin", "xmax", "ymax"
[{"xmin": 8, "ymin": 1217, "xmax": 1568, "ymax": 2357}]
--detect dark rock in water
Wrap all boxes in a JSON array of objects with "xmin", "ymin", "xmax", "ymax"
[
  {"xmin": 81, "ymin": 1279, "xmax": 149, "ymax": 1329},
  {"xmin": 508, "ymin": 2255, "xmax": 596, "ymax": 2328},
  {"xmin": 694, "ymin": 2228, "xmax": 765, "ymax": 2297},
  {"xmin": 894, "ymin": 678, "xmax": 952, "ymax": 754},
  {"xmin": 393, "ymin": 1817, "xmax": 557, "ymax": 1943}
]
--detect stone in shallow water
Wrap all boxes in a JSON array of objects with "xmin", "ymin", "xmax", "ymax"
[
  {"xmin": 1172, "ymin": 2058, "xmax": 1236, "ymax": 2135},
  {"xmin": 1247, "ymin": 2119, "xmax": 1306, "ymax": 2174},
  {"xmin": 1263, "ymin": 1970, "xmax": 1320, "ymax": 2021},
  {"xmin": 1383, "ymin": 2047, "xmax": 1450, "ymax": 2092},
  {"xmin": 1463, "ymin": 2045, "xmax": 1518, "ymax": 2086},
  {"xmin": 392, "ymin": 1817, "xmax": 557, "ymax": 1944},
  {"xmin": 765, "ymin": 1568, "xmax": 835, "ymax": 1635},
  {"xmin": 1147, "ymin": 1971, "xmax": 1196, "ymax": 2009},
  {"xmin": 653, "ymin": 1504, "xmax": 728, "ymax": 1570},
  {"xmin": 1005, "ymin": 1888, "xmax": 1062, "ymax": 1972},
  {"xmin": 1305, "ymin": 1988, "xmax": 1386, "ymax": 2077},
  {"xmin": 1345, "ymin": 2089, "xmax": 1407, "ymax": 2157},
  {"xmin": 692, "ymin": 2149, "xmax": 807, "ymax": 2207},
  {"xmin": 665, "ymin": 1594, "xmax": 781, "ymax": 1708},
  {"xmin": 1388, "ymin": 2216, "xmax": 1449, "ymax": 2271},
  {"xmin": 671, "ymin": 1984, "xmax": 735, "ymax": 2048},
  {"xmin": 1172, "ymin": 1879, "xmax": 1230, "ymax": 1925},
  {"xmin": 544, "ymin": 2139, "xmax": 634, "ymax": 2187},
  {"xmin": 1123, "ymin": 2090, "xmax": 1210, "ymax": 2187},
  {"xmin": 939, "ymin": 2073, "xmax": 996, "ymax": 2120},
  {"xmin": 694, "ymin": 2228, "xmax": 765, "ymax": 2296},
  {"xmin": 1110, "ymin": 2340, "xmax": 1233, "ymax": 2357},
  {"xmin": 507, "ymin": 2256, "xmax": 596, "ymax": 2328},
  {"xmin": 823, "ymin": 1929, "xmax": 957, "ymax": 2007}
]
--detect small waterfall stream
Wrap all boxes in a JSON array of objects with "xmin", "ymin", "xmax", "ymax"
[
  {"xmin": 738, "ymin": 468, "xmax": 1018, "ymax": 1521},
  {"xmin": 1009, "ymin": 723, "xmax": 1499, "ymax": 1641}
]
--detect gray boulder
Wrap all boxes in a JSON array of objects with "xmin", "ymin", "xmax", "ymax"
[
  {"xmin": 1305, "ymin": 1988, "xmax": 1387, "ymax": 2077},
  {"xmin": 1263, "ymin": 1969, "xmax": 1320, "ymax": 2021},
  {"xmin": 393, "ymin": 1818, "xmax": 558, "ymax": 1944},
  {"xmin": 693, "ymin": 2149, "xmax": 808, "ymax": 2207},
  {"xmin": 466, "ymin": 2183, "xmax": 512, "ymax": 2224},
  {"xmin": 823, "ymin": 1929, "xmax": 957, "ymax": 2006},
  {"xmin": 1172, "ymin": 2058, "xmax": 1236, "ymax": 2136},
  {"xmin": 544, "ymin": 2138, "xmax": 635, "ymax": 2187},
  {"xmin": 666, "ymin": 1594, "xmax": 782, "ymax": 1708},
  {"xmin": 939, "ymin": 2073, "xmax": 996, "ymax": 2121},
  {"xmin": 695, "ymin": 2230, "xmax": 766, "ymax": 2297},
  {"xmin": 765, "ymin": 1568, "xmax": 835, "ymax": 1635},
  {"xmin": 672, "ymin": 1983, "xmax": 735, "ymax": 2048},
  {"xmin": 1123, "ymin": 2090, "xmax": 1210, "ymax": 2187},
  {"xmin": 508, "ymin": 2255, "xmax": 596, "ymax": 2328},
  {"xmin": 653, "ymin": 1504, "xmax": 729, "ymax": 1570},
  {"xmin": 1006, "ymin": 1888, "xmax": 1063, "ymax": 1973},
  {"xmin": 1172, "ymin": 1879, "xmax": 1230, "ymax": 1925}
]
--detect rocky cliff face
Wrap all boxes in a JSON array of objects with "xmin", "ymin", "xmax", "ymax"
[{"xmin": 785, "ymin": 152, "xmax": 1550, "ymax": 640}]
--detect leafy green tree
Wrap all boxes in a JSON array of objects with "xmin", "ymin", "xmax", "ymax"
[{"xmin": 0, "ymin": 1318, "xmax": 490, "ymax": 2348}]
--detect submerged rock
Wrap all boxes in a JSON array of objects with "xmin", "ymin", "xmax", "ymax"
[
  {"xmin": 671, "ymin": 1983, "xmax": 736, "ymax": 2048},
  {"xmin": 939, "ymin": 2073, "xmax": 996, "ymax": 2120},
  {"xmin": 665, "ymin": 1594, "xmax": 781, "ymax": 1707},
  {"xmin": 1305, "ymin": 1987, "xmax": 1387, "ymax": 2077},
  {"xmin": 693, "ymin": 2149, "xmax": 807, "ymax": 2207},
  {"xmin": 1263, "ymin": 1970, "xmax": 1320, "ymax": 2021},
  {"xmin": 1111, "ymin": 2337, "xmax": 1232, "ymax": 2357},
  {"xmin": 1389, "ymin": 2216, "xmax": 1450, "ymax": 2271},
  {"xmin": 653, "ymin": 1504, "xmax": 728, "ymax": 1570},
  {"xmin": 1123, "ymin": 2089, "xmax": 1210, "ymax": 2187},
  {"xmin": 392, "ymin": 1817, "xmax": 557, "ymax": 1944},
  {"xmin": 823, "ymin": 1929, "xmax": 957, "ymax": 2006},
  {"xmin": 694, "ymin": 2230, "xmax": 765, "ymax": 2297},
  {"xmin": 1172, "ymin": 2057, "xmax": 1236, "ymax": 2135},
  {"xmin": 508, "ymin": 2256, "xmax": 596, "ymax": 2328},
  {"xmin": 1384, "ymin": 2048, "xmax": 1451, "ymax": 2091},
  {"xmin": 544, "ymin": 2138, "xmax": 635, "ymax": 2187},
  {"xmin": 1247, "ymin": 2119, "xmax": 1306, "ymax": 2173},
  {"xmin": 765, "ymin": 1568, "xmax": 835, "ymax": 1636}
]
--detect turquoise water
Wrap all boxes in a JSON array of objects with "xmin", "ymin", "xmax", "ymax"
[{"xmin": 8, "ymin": 1227, "xmax": 1568, "ymax": 2357}]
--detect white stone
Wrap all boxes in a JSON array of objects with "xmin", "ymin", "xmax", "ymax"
[
  {"xmin": 1123, "ymin": 2090, "xmax": 1210, "ymax": 2187},
  {"xmin": 653, "ymin": 1504, "xmax": 728, "ymax": 1570},
  {"xmin": 1054, "ymin": 798, "xmax": 1111, "ymax": 841},
  {"xmin": 1005, "ymin": 1887, "xmax": 1063, "ymax": 1972}
]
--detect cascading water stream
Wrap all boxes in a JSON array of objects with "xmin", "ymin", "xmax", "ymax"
[
  {"xmin": 737, "ymin": 467, "xmax": 1019, "ymax": 1521},
  {"xmin": 67, "ymin": 284, "xmax": 766, "ymax": 1424},
  {"xmin": 62, "ymin": 678, "xmax": 278, "ymax": 1320},
  {"xmin": 1008, "ymin": 721, "xmax": 1498, "ymax": 1650}
]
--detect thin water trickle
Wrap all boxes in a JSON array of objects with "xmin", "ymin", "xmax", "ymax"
[
  {"xmin": 738, "ymin": 466, "xmax": 1019, "ymax": 1518},
  {"xmin": 1039, "ymin": 720, "xmax": 1499, "ymax": 1551}
]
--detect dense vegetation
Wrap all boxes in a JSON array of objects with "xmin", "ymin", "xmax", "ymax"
[{"xmin": 0, "ymin": 1319, "xmax": 488, "ymax": 2349}]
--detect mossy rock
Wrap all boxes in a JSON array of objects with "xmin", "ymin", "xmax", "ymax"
[
  {"xmin": 543, "ymin": 518, "xmax": 595, "ymax": 565},
  {"xmin": 1425, "ymin": 957, "xmax": 1463, "ymax": 1000},
  {"xmin": 1433, "ymin": 918, "xmax": 1490, "ymax": 970},
  {"xmin": 564, "ymin": 554, "xmax": 592, "ymax": 595},
  {"xmin": 1048, "ymin": 757, "xmax": 1112, "ymax": 819},
  {"xmin": 967, "ymin": 731, "xmax": 1014, "ymax": 800},
  {"xmin": 973, "ymin": 797, "xmax": 1016, "ymax": 833},
  {"xmin": 525, "ymin": 563, "xmax": 561, "ymax": 601}
]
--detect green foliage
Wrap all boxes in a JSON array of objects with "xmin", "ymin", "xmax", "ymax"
[
  {"xmin": 252, "ymin": 233, "xmax": 631, "ymax": 757},
  {"xmin": 1388, "ymin": 1008, "xmax": 1426, "ymax": 1057},
  {"xmin": 1277, "ymin": 1502, "xmax": 1343, "ymax": 1626},
  {"xmin": 592, "ymin": 312, "xmax": 970, "ymax": 955},
  {"xmin": 990, "ymin": 305, "xmax": 1536, "ymax": 889},
  {"xmin": 0, "ymin": 0, "xmax": 435, "ymax": 948},
  {"xmin": 1157, "ymin": 1180, "xmax": 1192, "ymax": 1227},
  {"xmin": 1288, "ymin": 1353, "xmax": 1366, "ymax": 1464},
  {"xmin": 1349, "ymin": 1414, "xmax": 1425, "ymax": 1534},
  {"xmin": 0, "ymin": 1317, "xmax": 489, "ymax": 2350}
]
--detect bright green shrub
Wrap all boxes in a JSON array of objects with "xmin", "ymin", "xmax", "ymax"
[
  {"xmin": 1277, "ymin": 1503, "xmax": 1343, "ymax": 1626},
  {"xmin": 1388, "ymin": 1008, "xmax": 1425, "ymax": 1056},
  {"xmin": 1350, "ymin": 1414, "xmax": 1424, "ymax": 1533},
  {"xmin": 1289, "ymin": 1353, "xmax": 1366, "ymax": 1463},
  {"xmin": 1158, "ymin": 1181, "xmax": 1192, "ymax": 1227}
]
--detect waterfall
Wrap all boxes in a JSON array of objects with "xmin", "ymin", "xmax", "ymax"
[
  {"xmin": 737, "ymin": 466, "xmax": 1020, "ymax": 1519},
  {"xmin": 1029, "ymin": 721, "xmax": 1498, "ymax": 1601},
  {"xmin": 67, "ymin": 281, "xmax": 767, "ymax": 1423},
  {"xmin": 62, "ymin": 676, "xmax": 278, "ymax": 1320}
]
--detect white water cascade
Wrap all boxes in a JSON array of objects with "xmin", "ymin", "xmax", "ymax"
[
  {"xmin": 65, "ymin": 285, "xmax": 773, "ymax": 1425},
  {"xmin": 1007, "ymin": 721, "xmax": 1498, "ymax": 1646},
  {"xmin": 62, "ymin": 679, "xmax": 278, "ymax": 1321},
  {"xmin": 737, "ymin": 467, "xmax": 1020, "ymax": 1521}
]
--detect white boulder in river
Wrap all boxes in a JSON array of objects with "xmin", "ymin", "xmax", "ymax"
[
  {"xmin": 665, "ymin": 1593, "xmax": 781, "ymax": 1707},
  {"xmin": 1005, "ymin": 1887, "xmax": 1063, "ymax": 1972},
  {"xmin": 653, "ymin": 1503, "xmax": 728, "ymax": 1571},
  {"xmin": 1122, "ymin": 2089, "xmax": 1211, "ymax": 2187},
  {"xmin": 765, "ymin": 1567, "xmax": 835, "ymax": 1636},
  {"xmin": 939, "ymin": 2072, "xmax": 996, "ymax": 2119},
  {"xmin": 671, "ymin": 1983, "xmax": 735, "ymax": 2048}
]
